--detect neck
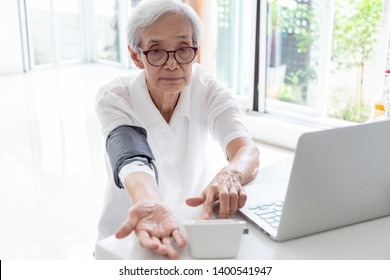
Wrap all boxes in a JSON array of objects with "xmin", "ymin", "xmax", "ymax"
[{"xmin": 149, "ymin": 91, "xmax": 180, "ymax": 123}]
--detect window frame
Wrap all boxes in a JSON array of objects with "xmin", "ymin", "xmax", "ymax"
[{"xmin": 252, "ymin": 0, "xmax": 390, "ymax": 127}]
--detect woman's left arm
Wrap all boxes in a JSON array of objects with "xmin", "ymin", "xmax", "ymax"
[{"xmin": 186, "ymin": 137, "xmax": 259, "ymax": 219}]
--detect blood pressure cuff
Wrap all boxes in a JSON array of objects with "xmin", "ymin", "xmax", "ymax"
[{"xmin": 106, "ymin": 125, "xmax": 156, "ymax": 189}]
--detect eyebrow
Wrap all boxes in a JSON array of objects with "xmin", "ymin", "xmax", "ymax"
[{"xmin": 145, "ymin": 35, "xmax": 192, "ymax": 46}]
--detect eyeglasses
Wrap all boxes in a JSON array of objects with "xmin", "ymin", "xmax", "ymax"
[{"xmin": 141, "ymin": 47, "xmax": 198, "ymax": 67}]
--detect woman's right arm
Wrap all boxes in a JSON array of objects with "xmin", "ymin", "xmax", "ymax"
[{"xmin": 96, "ymin": 80, "xmax": 186, "ymax": 259}]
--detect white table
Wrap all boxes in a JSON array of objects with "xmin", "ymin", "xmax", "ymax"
[
  {"xmin": 95, "ymin": 202, "xmax": 390, "ymax": 260},
  {"xmin": 95, "ymin": 157, "xmax": 390, "ymax": 260}
]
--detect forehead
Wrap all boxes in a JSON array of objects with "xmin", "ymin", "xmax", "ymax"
[{"xmin": 141, "ymin": 14, "xmax": 193, "ymax": 48}]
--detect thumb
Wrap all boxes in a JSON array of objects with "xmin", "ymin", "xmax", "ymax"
[
  {"xmin": 185, "ymin": 196, "xmax": 205, "ymax": 207},
  {"xmin": 115, "ymin": 201, "xmax": 156, "ymax": 239},
  {"xmin": 115, "ymin": 218, "xmax": 136, "ymax": 239}
]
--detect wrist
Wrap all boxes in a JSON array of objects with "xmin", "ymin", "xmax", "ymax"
[{"xmin": 123, "ymin": 172, "xmax": 162, "ymax": 203}]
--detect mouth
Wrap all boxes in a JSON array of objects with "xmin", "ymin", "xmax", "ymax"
[{"xmin": 160, "ymin": 77, "xmax": 182, "ymax": 81}]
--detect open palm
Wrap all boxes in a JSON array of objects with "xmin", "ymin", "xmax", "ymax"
[{"xmin": 116, "ymin": 200, "xmax": 186, "ymax": 259}]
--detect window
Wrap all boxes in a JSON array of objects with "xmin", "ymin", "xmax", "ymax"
[
  {"xmin": 217, "ymin": 0, "xmax": 256, "ymax": 102},
  {"xmin": 259, "ymin": 0, "xmax": 390, "ymax": 124},
  {"xmin": 204, "ymin": 0, "xmax": 389, "ymax": 125},
  {"xmin": 12, "ymin": 0, "xmax": 390, "ymax": 126},
  {"xmin": 27, "ymin": 0, "xmax": 56, "ymax": 66},
  {"xmin": 53, "ymin": 0, "xmax": 82, "ymax": 62},
  {"xmin": 200, "ymin": 0, "xmax": 256, "ymax": 108},
  {"xmin": 386, "ymin": 33, "xmax": 390, "ymax": 70},
  {"xmin": 26, "ymin": 0, "xmax": 83, "ymax": 67},
  {"xmin": 20, "ymin": 0, "xmax": 139, "ymax": 69},
  {"xmin": 94, "ymin": 0, "xmax": 121, "ymax": 62},
  {"xmin": 265, "ymin": 0, "xmax": 321, "ymax": 114},
  {"xmin": 328, "ymin": 0, "xmax": 387, "ymax": 122},
  {"xmin": 93, "ymin": 0, "xmax": 138, "ymax": 67},
  {"xmin": 0, "ymin": 0, "xmax": 24, "ymax": 74}
]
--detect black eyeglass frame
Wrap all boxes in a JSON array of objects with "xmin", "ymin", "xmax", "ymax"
[{"xmin": 140, "ymin": 47, "xmax": 198, "ymax": 67}]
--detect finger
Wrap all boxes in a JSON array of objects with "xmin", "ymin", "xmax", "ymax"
[
  {"xmin": 238, "ymin": 187, "xmax": 247, "ymax": 208},
  {"xmin": 171, "ymin": 229, "xmax": 186, "ymax": 249},
  {"xmin": 220, "ymin": 174, "xmax": 237, "ymax": 218},
  {"xmin": 229, "ymin": 187, "xmax": 239, "ymax": 215},
  {"xmin": 153, "ymin": 236, "xmax": 168, "ymax": 255},
  {"xmin": 137, "ymin": 230, "xmax": 159, "ymax": 251},
  {"xmin": 115, "ymin": 219, "xmax": 135, "ymax": 239},
  {"xmin": 162, "ymin": 236, "xmax": 180, "ymax": 260},
  {"xmin": 185, "ymin": 196, "xmax": 205, "ymax": 207},
  {"xmin": 218, "ymin": 190, "xmax": 230, "ymax": 218},
  {"xmin": 202, "ymin": 191, "xmax": 218, "ymax": 219}
]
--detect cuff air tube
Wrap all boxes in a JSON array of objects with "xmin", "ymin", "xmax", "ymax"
[{"xmin": 106, "ymin": 125, "xmax": 156, "ymax": 189}]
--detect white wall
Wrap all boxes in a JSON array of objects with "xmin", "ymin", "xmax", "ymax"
[{"xmin": 0, "ymin": 0, "xmax": 24, "ymax": 75}]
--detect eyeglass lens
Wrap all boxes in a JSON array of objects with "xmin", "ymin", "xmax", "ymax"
[{"xmin": 146, "ymin": 48, "xmax": 196, "ymax": 66}]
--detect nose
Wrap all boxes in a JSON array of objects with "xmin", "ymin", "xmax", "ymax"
[{"xmin": 164, "ymin": 52, "xmax": 179, "ymax": 70}]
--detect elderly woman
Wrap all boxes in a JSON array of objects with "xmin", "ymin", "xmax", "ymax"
[{"xmin": 96, "ymin": 0, "xmax": 259, "ymax": 259}]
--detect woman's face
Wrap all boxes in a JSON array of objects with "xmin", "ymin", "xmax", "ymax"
[{"xmin": 133, "ymin": 14, "xmax": 196, "ymax": 97}]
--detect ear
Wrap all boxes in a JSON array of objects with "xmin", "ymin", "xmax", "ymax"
[{"xmin": 128, "ymin": 46, "xmax": 144, "ymax": 69}]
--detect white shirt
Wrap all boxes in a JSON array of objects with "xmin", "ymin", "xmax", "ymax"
[{"xmin": 95, "ymin": 63, "xmax": 250, "ymax": 240}]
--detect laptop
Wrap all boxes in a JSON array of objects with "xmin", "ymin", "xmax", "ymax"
[{"xmin": 238, "ymin": 120, "xmax": 390, "ymax": 241}]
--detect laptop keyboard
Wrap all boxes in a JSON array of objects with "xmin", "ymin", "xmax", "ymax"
[{"xmin": 248, "ymin": 201, "xmax": 284, "ymax": 229}]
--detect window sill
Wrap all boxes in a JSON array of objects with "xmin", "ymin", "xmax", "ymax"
[{"xmin": 243, "ymin": 113, "xmax": 321, "ymax": 151}]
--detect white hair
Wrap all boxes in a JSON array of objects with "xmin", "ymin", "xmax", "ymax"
[{"xmin": 127, "ymin": 0, "xmax": 202, "ymax": 51}]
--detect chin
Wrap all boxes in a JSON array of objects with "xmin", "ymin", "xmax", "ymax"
[{"xmin": 161, "ymin": 82, "xmax": 186, "ymax": 92}]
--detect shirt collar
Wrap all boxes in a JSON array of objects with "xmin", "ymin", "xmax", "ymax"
[
  {"xmin": 170, "ymin": 84, "xmax": 191, "ymax": 122},
  {"xmin": 128, "ymin": 71, "xmax": 162, "ymax": 126}
]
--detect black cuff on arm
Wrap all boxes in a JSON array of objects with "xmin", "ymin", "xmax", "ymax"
[{"xmin": 106, "ymin": 125, "xmax": 155, "ymax": 189}]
